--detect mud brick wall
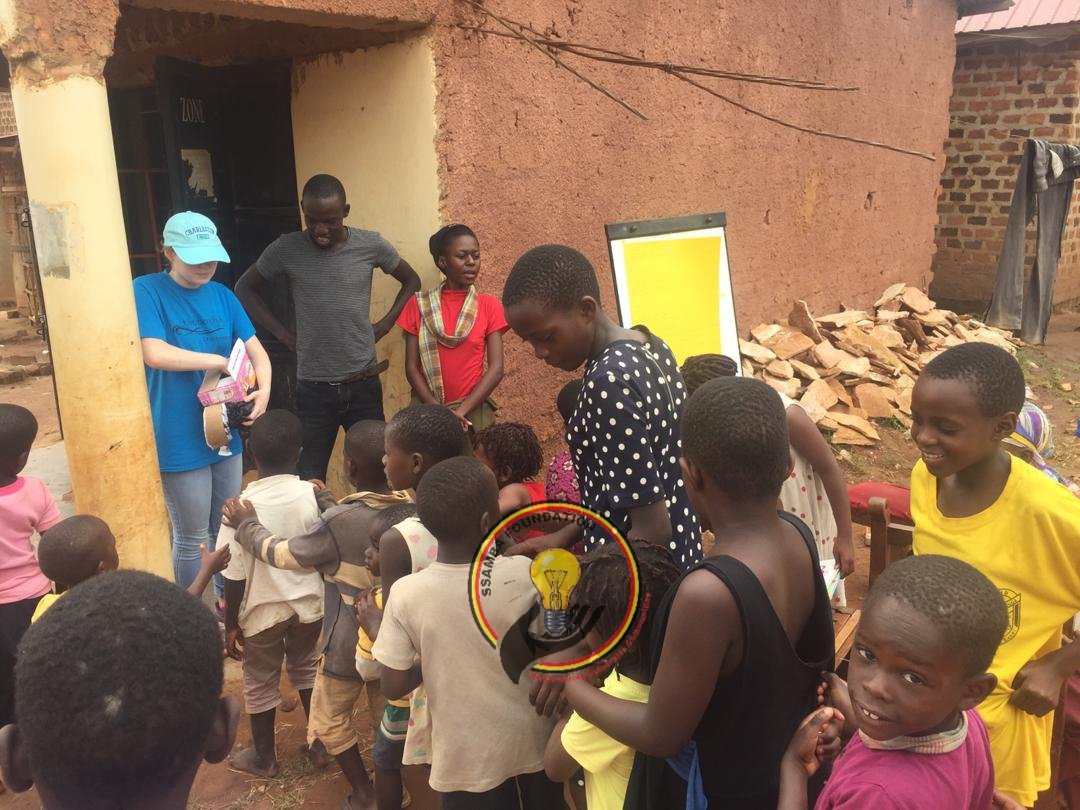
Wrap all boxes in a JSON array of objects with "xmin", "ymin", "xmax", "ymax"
[{"xmin": 932, "ymin": 36, "xmax": 1080, "ymax": 309}]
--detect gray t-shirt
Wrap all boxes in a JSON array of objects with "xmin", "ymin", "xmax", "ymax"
[{"xmin": 256, "ymin": 228, "xmax": 401, "ymax": 381}]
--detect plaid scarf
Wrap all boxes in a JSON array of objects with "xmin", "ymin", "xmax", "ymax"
[{"xmin": 417, "ymin": 283, "xmax": 478, "ymax": 403}]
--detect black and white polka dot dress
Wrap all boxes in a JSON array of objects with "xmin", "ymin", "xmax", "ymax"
[{"xmin": 567, "ymin": 334, "xmax": 703, "ymax": 569}]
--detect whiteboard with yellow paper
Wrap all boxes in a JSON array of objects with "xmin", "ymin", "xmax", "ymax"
[{"xmin": 606, "ymin": 212, "xmax": 740, "ymax": 370}]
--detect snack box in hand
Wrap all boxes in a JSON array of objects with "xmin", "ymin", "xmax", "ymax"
[
  {"xmin": 819, "ymin": 558, "xmax": 842, "ymax": 601},
  {"xmin": 197, "ymin": 339, "xmax": 255, "ymax": 407}
]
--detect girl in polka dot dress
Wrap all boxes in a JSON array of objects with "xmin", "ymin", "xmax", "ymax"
[
  {"xmin": 503, "ymin": 245, "xmax": 702, "ymax": 569},
  {"xmin": 681, "ymin": 354, "xmax": 856, "ymax": 596}
]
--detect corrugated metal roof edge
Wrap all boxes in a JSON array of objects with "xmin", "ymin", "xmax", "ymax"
[{"xmin": 958, "ymin": 0, "xmax": 1015, "ymax": 16}]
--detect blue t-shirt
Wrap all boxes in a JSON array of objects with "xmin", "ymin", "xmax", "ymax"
[{"xmin": 133, "ymin": 271, "xmax": 255, "ymax": 472}]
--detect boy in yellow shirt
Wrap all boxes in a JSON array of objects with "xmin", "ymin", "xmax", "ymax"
[{"xmin": 910, "ymin": 343, "xmax": 1080, "ymax": 807}]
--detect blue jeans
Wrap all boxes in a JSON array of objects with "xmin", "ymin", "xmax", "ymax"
[
  {"xmin": 161, "ymin": 453, "xmax": 242, "ymax": 598},
  {"xmin": 296, "ymin": 377, "xmax": 385, "ymax": 481}
]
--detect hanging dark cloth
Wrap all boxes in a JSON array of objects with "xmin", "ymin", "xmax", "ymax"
[{"xmin": 986, "ymin": 138, "xmax": 1080, "ymax": 344}]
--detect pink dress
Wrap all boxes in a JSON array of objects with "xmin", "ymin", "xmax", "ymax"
[{"xmin": 545, "ymin": 450, "xmax": 580, "ymax": 504}]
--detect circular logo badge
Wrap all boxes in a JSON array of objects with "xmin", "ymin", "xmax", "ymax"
[{"xmin": 469, "ymin": 501, "xmax": 642, "ymax": 677}]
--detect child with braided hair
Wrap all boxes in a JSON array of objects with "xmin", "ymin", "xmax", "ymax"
[
  {"xmin": 544, "ymin": 539, "xmax": 682, "ymax": 810},
  {"xmin": 680, "ymin": 354, "xmax": 855, "ymax": 586},
  {"xmin": 397, "ymin": 225, "xmax": 508, "ymax": 439},
  {"xmin": 474, "ymin": 422, "xmax": 546, "ymax": 515},
  {"xmin": 473, "ymin": 422, "xmax": 557, "ymax": 545}
]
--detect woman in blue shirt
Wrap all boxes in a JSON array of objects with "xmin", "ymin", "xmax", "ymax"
[{"xmin": 133, "ymin": 212, "xmax": 271, "ymax": 602}]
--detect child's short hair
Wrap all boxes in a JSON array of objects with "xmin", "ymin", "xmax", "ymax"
[
  {"xmin": 682, "ymin": 377, "xmax": 790, "ymax": 498},
  {"xmin": 681, "ymin": 353, "xmax": 738, "ymax": 397},
  {"xmin": 370, "ymin": 502, "xmax": 419, "ymax": 541},
  {"xmin": 429, "ymin": 224, "xmax": 477, "ymax": 262},
  {"xmin": 556, "ymin": 379, "xmax": 582, "ymax": 424},
  {"xmin": 14, "ymin": 570, "xmax": 223, "ymax": 804},
  {"xmin": 502, "ymin": 244, "xmax": 602, "ymax": 311},
  {"xmin": 867, "ymin": 554, "xmax": 1007, "ymax": 676},
  {"xmin": 921, "ymin": 343, "xmax": 1025, "ymax": 417},
  {"xmin": 416, "ymin": 456, "xmax": 498, "ymax": 541},
  {"xmin": 573, "ymin": 539, "xmax": 681, "ymax": 670},
  {"xmin": 37, "ymin": 515, "xmax": 112, "ymax": 589},
  {"xmin": 301, "ymin": 173, "xmax": 346, "ymax": 204},
  {"xmin": 475, "ymin": 422, "xmax": 543, "ymax": 484},
  {"xmin": 386, "ymin": 404, "xmax": 464, "ymax": 463},
  {"xmin": 345, "ymin": 420, "xmax": 388, "ymax": 478},
  {"xmin": 0, "ymin": 403, "xmax": 37, "ymax": 461},
  {"xmin": 247, "ymin": 409, "xmax": 302, "ymax": 469}
]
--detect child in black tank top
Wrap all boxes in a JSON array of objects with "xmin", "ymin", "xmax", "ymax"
[{"xmin": 563, "ymin": 377, "xmax": 835, "ymax": 809}]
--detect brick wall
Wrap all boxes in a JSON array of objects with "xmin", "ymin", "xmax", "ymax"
[{"xmin": 931, "ymin": 35, "xmax": 1080, "ymax": 310}]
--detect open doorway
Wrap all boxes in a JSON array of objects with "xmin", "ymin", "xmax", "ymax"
[{"xmin": 108, "ymin": 57, "xmax": 301, "ymax": 410}]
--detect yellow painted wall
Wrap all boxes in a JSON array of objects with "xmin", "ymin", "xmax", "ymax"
[{"xmin": 291, "ymin": 35, "xmax": 441, "ymax": 494}]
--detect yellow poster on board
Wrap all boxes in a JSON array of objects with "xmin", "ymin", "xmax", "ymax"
[
  {"xmin": 606, "ymin": 213, "xmax": 739, "ymax": 369},
  {"xmin": 621, "ymin": 236, "xmax": 722, "ymax": 366}
]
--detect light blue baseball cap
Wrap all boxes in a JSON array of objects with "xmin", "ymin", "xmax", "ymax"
[{"xmin": 162, "ymin": 211, "xmax": 231, "ymax": 265}]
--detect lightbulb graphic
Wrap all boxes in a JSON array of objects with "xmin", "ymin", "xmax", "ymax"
[{"xmin": 530, "ymin": 548, "xmax": 582, "ymax": 637}]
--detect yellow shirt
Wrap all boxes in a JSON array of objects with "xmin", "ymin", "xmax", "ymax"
[
  {"xmin": 561, "ymin": 671, "xmax": 650, "ymax": 810},
  {"xmin": 31, "ymin": 592, "xmax": 60, "ymax": 623},
  {"xmin": 911, "ymin": 456, "xmax": 1080, "ymax": 806},
  {"xmin": 356, "ymin": 588, "xmax": 409, "ymax": 708}
]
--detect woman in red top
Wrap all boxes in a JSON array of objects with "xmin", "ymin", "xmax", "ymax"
[{"xmin": 397, "ymin": 225, "xmax": 508, "ymax": 442}]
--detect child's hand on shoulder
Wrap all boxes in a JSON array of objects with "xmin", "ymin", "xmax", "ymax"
[
  {"xmin": 784, "ymin": 707, "xmax": 845, "ymax": 778},
  {"xmin": 200, "ymin": 543, "xmax": 231, "ymax": 575},
  {"xmin": 221, "ymin": 498, "xmax": 258, "ymax": 528},
  {"xmin": 307, "ymin": 479, "xmax": 327, "ymax": 492}
]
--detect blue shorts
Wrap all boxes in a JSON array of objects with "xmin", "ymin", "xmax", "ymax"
[{"xmin": 372, "ymin": 702, "xmax": 409, "ymax": 771}]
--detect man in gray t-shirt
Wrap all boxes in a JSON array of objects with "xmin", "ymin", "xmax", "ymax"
[{"xmin": 236, "ymin": 174, "xmax": 419, "ymax": 484}]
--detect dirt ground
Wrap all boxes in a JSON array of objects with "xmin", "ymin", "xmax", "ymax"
[{"xmin": 3, "ymin": 313, "xmax": 1080, "ymax": 809}]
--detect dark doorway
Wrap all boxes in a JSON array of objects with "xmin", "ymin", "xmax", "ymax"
[{"xmin": 109, "ymin": 59, "xmax": 300, "ymax": 410}]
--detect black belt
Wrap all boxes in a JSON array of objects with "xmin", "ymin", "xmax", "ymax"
[{"xmin": 303, "ymin": 359, "xmax": 389, "ymax": 386}]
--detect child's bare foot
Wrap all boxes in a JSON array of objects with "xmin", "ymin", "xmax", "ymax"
[
  {"xmin": 229, "ymin": 746, "xmax": 279, "ymax": 778},
  {"xmin": 307, "ymin": 739, "xmax": 333, "ymax": 769}
]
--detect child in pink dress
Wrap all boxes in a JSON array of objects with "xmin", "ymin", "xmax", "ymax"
[
  {"xmin": 0, "ymin": 405, "xmax": 61, "ymax": 728},
  {"xmin": 545, "ymin": 380, "xmax": 581, "ymax": 505}
]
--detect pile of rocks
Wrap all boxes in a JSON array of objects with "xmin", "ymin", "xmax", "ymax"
[{"xmin": 740, "ymin": 284, "xmax": 1020, "ymax": 446}]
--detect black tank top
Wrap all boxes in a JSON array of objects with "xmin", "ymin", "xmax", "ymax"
[{"xmin": 624, "ymin": 513, "xmax": 835, "ymax": 809}]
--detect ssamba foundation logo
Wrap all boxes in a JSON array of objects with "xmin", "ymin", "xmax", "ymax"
[{"xmin": 468, "ymin": 501, "xmax": 646, "ymax": 684}]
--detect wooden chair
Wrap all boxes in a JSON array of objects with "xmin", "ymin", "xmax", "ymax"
[
  {"xmin": 834, "ymin": 608, "xmax": 861, "ymax": 664},
  {"xmin": 831, "ymin": 491, "xmax": 915, "ymax": 668},
  {"xmin": 866, "ymin": 496, "xmax": 915, "ymax": 587}
]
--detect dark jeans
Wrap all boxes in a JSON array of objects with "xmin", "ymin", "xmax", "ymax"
[
  {"xmin": 296, "ymin": 377, "xmax": 385, "ymax": 481},
  {"xmin": 441, "ymin": 771, "xmax": 567, "ymax": 810},
  {"xmin": 0, "ymin": 594, "xmax": 44, "ymax": 726}
]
